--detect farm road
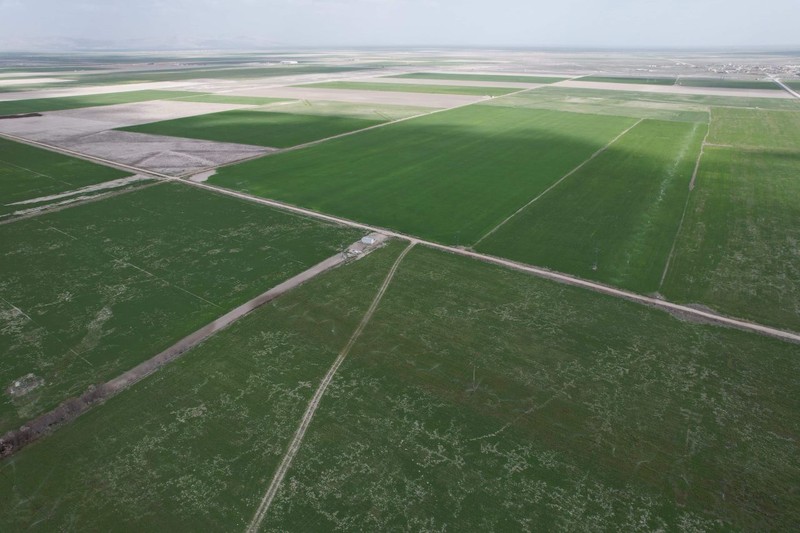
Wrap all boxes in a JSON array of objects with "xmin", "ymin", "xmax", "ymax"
[{"xmin": 246, "ymin": 241, "xmax": 416, "ymax": 533}]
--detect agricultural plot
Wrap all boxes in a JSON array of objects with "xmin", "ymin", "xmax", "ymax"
[
  {"xmin": 389, "ymin": 72, "xmax": 566, "ymax": 84},
  {"xmin": 211, "ymin": 106, "xmax": 637, "ymax": 244},
  {"xmin": 707, "ymin": 107, "xmax": 800, "ymax": 152},
  {"xmin": 579, "ymin": 75, "xmax": 677, "ymax": 86},
  {"xmin": 483, "ymin": 86, "xmax": 710, "ymax": 123},
  {"xmin": 263, "ymin": 99, "xmax": 430, "ymax": 121},
  {"xmin": 477, "ymin": 119, "xmax": 707, "ymax": 293},
  {"xmin": 0, "ymin": 183, "xmax": 361, "ymax": 432},
  {"xmin": 0, "ymin": 241, "xmax": 407, "ymax": 531},
  {"xmin": 661, "ymin": 147, "xmax": 800, "ymax": 332},
  {"xmin": 298, "ymin": 81, "xmax": 518, "ymax": 97},
  {"xmin": 173, "ymin": 94, "xmax": 289, "ymax": 106},
  {"xmin": 119, "ymin": 110, "xmax": 385, "ymax": 148},
  {"xmin": 0, "ymin": 89, "xmax": 204, "ymax": 116},
  {"xmin": 265, "ymin": 247, "xmax": 800, "ymax": 531},
  {"xmin": 676, "ymin": 78, "xmax": 781, "ymax": 90},
  {"xmin": 0, "ymin": 137, "xmax": 136, "ymax": 219}
]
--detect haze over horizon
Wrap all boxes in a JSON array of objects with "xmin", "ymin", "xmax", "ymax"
[{"xmin": 1, "ymin": 0, "xmax": 799, "ymax": 51}]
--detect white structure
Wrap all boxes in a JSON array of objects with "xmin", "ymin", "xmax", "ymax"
[{"xmin": 361, "ymin": 236, "xmax": 376, "ymax": 245}]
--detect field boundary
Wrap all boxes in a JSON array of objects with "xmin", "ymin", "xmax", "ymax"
[
  {"xmin": 472, "ymin": 118, "xmax": 644, "ymax": 246},
  {"xmin": 246, "ymin": 242, "xmax": 416, "ymax": 533},
  {"xmin": 0, "ymin": 240, "xmax": 378, "ymax": 459}
]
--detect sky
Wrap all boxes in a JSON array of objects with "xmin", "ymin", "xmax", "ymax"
[{"xmin": 1, "ymin": 0, "xmax": 799, "ymax": 50}]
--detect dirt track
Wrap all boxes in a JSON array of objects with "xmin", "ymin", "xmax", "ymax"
[{"xmin": 246, "ymin": 241, "xmax": 416, "ymax": 533}]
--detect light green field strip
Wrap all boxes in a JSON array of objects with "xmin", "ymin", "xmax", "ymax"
[
  {"xmin": 0, "ymin": 183, "xmax": 361, "ymax": 433},
  {"xmin": 578, "ymin": 75, "xmax": 677, "ymax": 86},
  {"xmin": 211, "ymin": 106, "xmax": 636, "ymax": 244},
  {"xmin": 487, "ymin": 85, "xmax": 800, "ymax": 116},
  {"xmin": 118, "ymin": 110, "xmax": 385, "ymax": 148},
  {"xmin": 253, "ymin": 99, "xmax": 431, "ymax": 121},
  {"xmin": 0, "ymin": 137, "xmax": 132, "ymax": 217},
  {"xmin": 295, "ymin": 81, "xmax": 519, "ymax": 97},
  {"xmin": 661, "ymin": 146, "xmax": 800, "ymax": 332},
  {"xmin": 0, "ymin": 241, "xmax": 408, "ymax": 531},
  {"xmin": 676, "ymin": 78, "xmax": 782, "ymax": 90},
  {"xmin": 476, "ymin": 119, "xmax": 706, "ymax": 293},
  {"xmin": 263, "ymin": 247, "xmax": 800, "ymax": 531},
  {"xmin": 173, "ymin": 94, "xmax": 290, "ymax": 106},
  {"xmin": 389, "ymin": 72, "xmax": 566, "ymax": 84},
  {"xmin": 707, "ymin": 107, "xmax": 800, "ymax": 151},
  {"xmin": 0, "ymin": 90, "xmax": 206, "ymax": 116}
]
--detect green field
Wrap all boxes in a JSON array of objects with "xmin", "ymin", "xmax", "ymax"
[
  {"xmin": 707, "ymin": 107, "xmax": 800, "ymax": 151},
  {"xmin": 0, "ymin": 137, "xmax": 134, "ymax": 218},
  {"xmin": 477, "ymin": 119, "xmax": 706, "ymax": 293},
  {"xmin": 298, "ymin": 81, "xmax": 519, "ymax": 97},
  {"xmin": 119, "ymin": 110, "xmax": 385, "ymax": 148},
  {"xmin": 211, "ymin": 106, "xmax": 637, "ymax": 243},
  {"xmin": 661, "ymin": 147, "xmax": 800, "ymax": 332},
  {"xmin": 2, "ymin": 244, "xmax": 797, "ymax": 530},
  {"xmin": 262, "ymin": 99, "xmax": 430, "ymax": 121},
  {"xmin": 389, "ymin": 72, "xmax": 566, "ymax": 84},
  {"xmin": 579, "ymin": 75, "xmax": 677, "ymax": 86},
  {"xmin": 0, "ymin": 183, "xmax": 361, "ymax": 432},
  {"xmin": 0, "ymin": 89, "xmax": 204, "ymax": 116},
  {"xmin": 677, "ymin": 78, "xmax": 781, "ymax": 90},
  {"xmin": 483, "ymin": 86, "xmax": 711, "ymax": 123},
  {"xmin": 0, "ymin": 241, "xmax": 406, "ymax": 531}
]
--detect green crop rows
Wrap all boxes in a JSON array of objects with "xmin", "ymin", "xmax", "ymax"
[
  {"xmin": 0, "ymin": 90, "xmax": 205, "ymax": 116},
  {"xmin": 389, "ymin": 72, "xmax": 566, "ymax": 84},
  {"xmin": 298, "ymin": 81, "xmax": 519, "ymax": 97}
]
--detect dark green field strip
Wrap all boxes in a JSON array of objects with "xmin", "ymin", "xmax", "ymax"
[
  {"xmin": 211, "ymin": 107, "xmax": 636, "ymax": 244},
  {"xmin": 264, "ymin": 246, "xmax": 800, "ymax": 531},
  {"xmin": 482, "ymin": 86, "xmax": 710, "ymax": 123},
  {"xmin": 119, "ymin": 110, "xmax": 385, "ymax": 148},
  {"xmin": 477, "ymin": 119, "xmax": 706, "ymax": 293},
  {"xmin": 676, "ymin": 78, "xmax": 782, "ymax": 90},
  {"xmin": 0, "ymin": 137, "xmax": 130, "ymax": 216},
  {"xmin": 708, "ymin": 107, "xmax": 800, "ymax": 152},
  {"xmin": 579, "ymin": 75, "xmax": 677, "ymax": 86},
  {"xmin": 0, "ymin": 183, "xmax": 361, "ymax": 432},
  {"xmin": 173, "ymin": 94, "xmax": 290, "ymax": 106},
  {"xmin": 787, "ymin": 80, "xmax": 800, "ymax": 91},
  {"xmin": 0, "ymin": 241, "xmax": 407, "ymax": 531},
  {"xmin": 297, "ymin": 81, "xmax": 519, "ymax": 97},
  {"xmin": 0, "ymin": 89, "xmax": 206, "ymax": 116},
  {"xmin": 662, "ymin": 147, "xmax": 800, "ymax": 332},
  {"xmin": 389, "ymin": 72, "xmax": 566, "ymax": 84}
]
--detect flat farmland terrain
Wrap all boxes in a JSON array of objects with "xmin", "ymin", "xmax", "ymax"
[
  {"xmin": 0, "ymin": 89, "xmax": 203, "ymax": 115},
  {"xmin": 0, "ymin": 137, "xmax": 135, "ymax": 218},
  {"xmin": 661, "ymin": 147, "xmax": 800, "ymax": 332},
  {"xmin": 262, "ymin": 99, "xmax": 431, "ymax": 121},
  {"xmin": 389, "ymin": 72, "xmax": 566, "ymax": 84},
  {"xmin": 119, "ymin": 109, "xmax": 385, "ymax": 148},
  {"xmin": 0, "ymin": 241, "xmax": 406, "ymax": 531},
  {"xmin": 0, "ymin": 183, "xmax": 360, "ymax": 432},
  {"xmin": 707, "ymin": 107, "xmax": 800, "ymax": 151},
  {"xmin": 298, "ymin": 81, "xmax": 519, "ymax": 97},
  {"xmin": 211, "ymin": 106, "xmax": 637, "ymax": 243},
  {"xmin": 264, "ymin": 247, "xmax": 800, "ymax": 531},
  {"xmin": 579, "ymin": 75, "xmax": 677, "ymax": 86},
  {"xmin": 477, "ymin": 119, "xmax": 706, "ymax": 293},
  {"xmin": 676, "ymin": 78, "xmax": 781, "ymax": 90},
  {"xmin": 173, "ymin": 94, "xmax": 289, "ymax": 106}
]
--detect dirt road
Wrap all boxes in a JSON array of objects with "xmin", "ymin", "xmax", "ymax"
[{"xmin": 246, "ymin": 242, "xmax": 415, "ymax": 533}]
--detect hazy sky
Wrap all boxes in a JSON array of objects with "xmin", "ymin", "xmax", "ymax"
[{"xmin": 1, "ymin": 0, "xmax": 799, "ymax": 50}]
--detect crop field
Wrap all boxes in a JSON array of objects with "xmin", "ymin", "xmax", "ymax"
[
  {"xmin": 477, "ymin": 119, "xmax": 706, "ymax": 293},
  {"xmin": 0, "ymin": 183, "xmax": 361, "ymax": 432},
  {"xmin": 661, "ymin": 147, "xmax": 800, "ymax": 331},
  {"xmin": 0, "ymin": 89, "xmax": 204, "ymax": 116},
  {"xmin": 262, "ymin": 99, "xmax": 430, "ymax": 121},
  {"xmin": 676, "ymin": 78, "xmax": 781, "ymax": 90},
  {"xmin": 0, "ymin": 137, "xmax": 134, "ymax": 218},
  {"xmin": 389, "ymin": 72, "xmax": 566, "ymax": 84},
  {"xmin": 0, "ymin": 241, "xmax": 407, "ymax": 531},
  {"xmin": 297, "ymin": 81, "xmax": 519, "ymax": 97},
  {"xmin": 707, "ymin": 107, "xmax": 800, "ymax": 151},
  {"xmin": 579, "ymin": 75, "xmax": 677, "ymax": 86},
  {"xmin": 173, "ymin": 94, "xmax": 289, "ymax": 106},
  {"xmin": 483, "ymin": 86, "xmax": 711, "ymax": 122},
  {"xmin": 119, "ymin": 109, "xmax": 385, "ymax": 148},
  {"xmin": 259, "ymin": 247, "xmax": 800, "ymax": 530},
  {"xmin": 211, "ymin": 106, "xmax": 636, "ymax": 243}
]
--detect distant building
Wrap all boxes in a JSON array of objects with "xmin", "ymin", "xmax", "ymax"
[
  {"xmin": 280, "ymin": 60, "xmax": 298, "ymax": 65},
  {"xmin": 361, "ymin": 236, "xmax": 376, "ymax": 245}
]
